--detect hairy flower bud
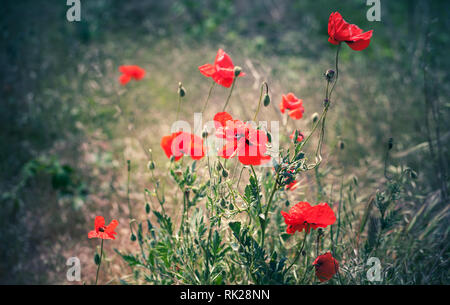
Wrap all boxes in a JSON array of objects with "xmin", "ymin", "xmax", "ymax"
[
  {"xmin": 222, "ymin": 169, "xmax": 229, "ymax": 178},
  {"xmin": 234, "ymin": 66, "xmax": 242, "ymax": 77},
  {"xmin": 324, "ymin": 69, "xmax": 335, "ymax": 82},
  {"xmin": 311, "ymin": 112, "xmax": 319, "ymax": 124},
  {"xmin": 202, "ymin": 129, "xmax": 209, "ymax": 138},
  {"xmin": 263, "ymin": 94, "xmax": 270, "ymax": 107},
  {"xmin": 148, "ymin": 161, "xmax": 155, "ymax": 171},
  {"xmin": 178, "ymin": 82, "xmax": 186, "ymax": 97},
  {"xmin": 388, "ymin": 138, "xmax": 394, "ymax": 150},
  {"xmin": 338, "ymin": 140, "xmax": 345, "ymax": 150}
]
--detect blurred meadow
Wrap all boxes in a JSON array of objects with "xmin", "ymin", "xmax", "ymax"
[{"xmin": 0, "ymin": 0, "xmax": 449, "ymax": 284}]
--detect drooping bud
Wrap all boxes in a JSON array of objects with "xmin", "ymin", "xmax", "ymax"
[
  {"xmin": 130, "ymin": 233, "xmax": 137, "ymax": 242},
  {"xmin": 94, "ymin": 253, "xmax": 101, "ymax": 265},
  {"xmin": 178, "ymin": 82, "xmax": 186, "ymax": 97},
  {"xmin": 311, "ymin": 112, "xmax": 319, "ymax": 124},
  {"xmin": 338, "ymin": 140, "xmax": 345, "ymax": 150},
  {"xmin": 145, "ymin": 203, "xmax": 150, "ymax": 214},
  {"xmin": 234, "ymin": 66, "xmax": 242, "ymax": 77},
  {"xmin": 388, "ymin": 138, "xmax": 394, "ymax": 150},
  {"xmin": 148, "ymin": 161, "xmax": 155, "ymax": 171},
  {"xmin": 263, "ymin": 94, "xmax": 270, "ymax": 107},
  {"xmin": 222, "ymin": 169, "xmax": 229, "ymax": 178},
  {"xmin": 202, "ymin": 129, "xmax": 209, "ymax": 139},
  {"xmin": 324, "ymin": 69, "xmax": 335, "ymax": 82}
]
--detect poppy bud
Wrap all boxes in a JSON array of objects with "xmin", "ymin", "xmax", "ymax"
[
  {"xmin": 311, "ymin": 112, "xmax": 319, "ymax": 124},
  {"xmin": 216, "ymin": 163, "xmax": 222, "ymax": 171},
  {"xmin": 324, "ymin": 69, "xmax": 335, "ymax": 82},
  {"xmin": 202, "ymin": 130, "xmax": 208, "ymax": 138},
  {"xmin": 130, "ymin": 233, "xmax": 136, "ymax": 242},
  {"xmin": 263, "ymin": 94, "xmax": 270, "ymax": 107},
  {"xmin": 267, "ymin": 131, "xmax": 272, "ymax": 143},
  {"xmin": 229, "ymin": 203, "xmax": 234, "ymax": 210},
  {"xmin": 388, "ymin": 138, "xmax": 394, "ymax": 150},
  {"xmin": 94, "ymin": 253, "xmax": 101, "ymax": 265},
  {"xmin": 178, "ymin": 82, "xmax": 186, "ymax": 97},
  {"xmin": 234, "ymin": 66, "xmax": 242, "ymax": 77},
  {"xmin": 148, "ymin": 161, "xmax": 155, "ymax": 171},
  {"xmin": 170, "ymin": 155, "xmax": 175, "ymax": 163},
  {"xmin": 145, "ymin": 203, "xmax": 150, "ymax": 214},
  {"xmin": 338, "ymin": 140, "xmax": 345, "ymax": 150},
  {"xmin": 222, "ymin": 169, "xmax": 229, "ymax": 178}
]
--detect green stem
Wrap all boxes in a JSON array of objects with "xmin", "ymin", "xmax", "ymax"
[
  {"xmin": 328, "ymin": 43, "xmax": 341, "ymax": 101},
  {"xmin": 286, "ymin": 229, "xmax": 308, "ymax": 271},
  {"xmin": 222, "ymin": 77, "xmax": 238, "ymax": 112},
  {"xmin": 261, "ymin": 171, "xmax": 280, "ymax": 248},
  {"xmin": 253, "ymin": 82, "xmax": 267, "ymax": 122},
  {"xmin": 176, "ymin": 95, "xmax": 182, "ymax": 121},
  {"xmin": 202, "ymin": 81, "xmax": 215, "ymax": 113},
  {"xmin": 95, "ymin": 239, "xmax": 104, "ymax": 285},
  {"xmin": 127, "ymin": 160, "xmax": 133, "ymax": 219}
]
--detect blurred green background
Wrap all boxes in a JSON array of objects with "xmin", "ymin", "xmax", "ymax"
[{"xmin": 0, "ymin": 0, "xmax": 449, "ymax": 284}]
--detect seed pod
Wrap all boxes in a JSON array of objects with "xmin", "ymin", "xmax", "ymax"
[
  {"xmin": 234, "ymin": 66, "xmax": 242, "ymax": 77},
  {"xmin": 263, "ymin": 94, "xmax": 270, "ymax": 107}
]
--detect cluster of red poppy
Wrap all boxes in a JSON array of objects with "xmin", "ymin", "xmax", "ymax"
[{"xmin": 91, "ymin": 11, "xmax": 373, "ymax": 284}]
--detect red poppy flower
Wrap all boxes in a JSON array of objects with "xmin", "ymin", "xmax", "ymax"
[
  {"xmin": 160, "ymin": 131, "xmax": 205, "ymax": 161},
  {"xmin": 279, "ymin": 93, "xmax": 304, "ymax": 120},
  {"xmin": 290, "ymin": 130, "xmax": 304, "ymax": 143},
  {"xmin": 328, "ymin": 12, "xmax": 373, "ymax": 51},
  {"xmin": 214, "ymin": 112, "xmax": 271, "ymax": 166},
  {"xmin": 198, "ymin": 49, "xmax": 245, "ymax": 88},
  {"xmin": 313, "ymin": 252, "xmax": 339, "ymax": 282},
  {"xmin": 280, "ymin": 201, "xmax": 336, "ymax": 234},
  {"xmin": 88, "ymin": 216, "xmax": 119, "ymax": 240},
  {"xmin": 119, "ymin": 65, "xmax": 146, "ymax": 85}
]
